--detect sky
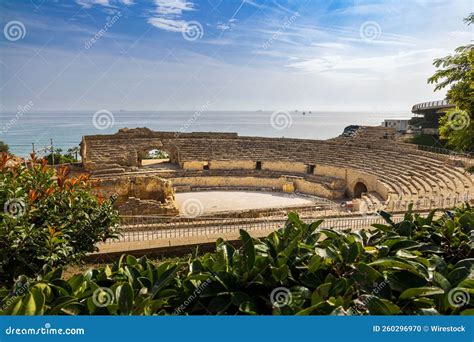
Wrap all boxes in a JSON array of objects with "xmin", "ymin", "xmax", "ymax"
[{"xmin": 0, "ymin": 0, "xmax": 472, "ymax": 112}]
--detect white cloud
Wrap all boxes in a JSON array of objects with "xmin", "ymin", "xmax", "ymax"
[
  {"xmin": 75, "ymin": 0, "xmax": 134, "ymax": 8},
  {"xmin": 312, "ymin": 42, "xmax": 348, "ymax": 49},
  {"xmin": 446, "ymin": 30, "xmax": 472, "ymax": 41},
  {"xmin": 76, "ymin": 0, "xmax": 110, "ymax": 8},
  {"xmin": 288, "ymin": 49, "xmax": 442, "ymax": 75},
  {"xmin": 338, "ymin": 36, "xmax": 416, "ymax": 47},
  {"xmin": 334, "ymin": 4, "xmax": 399, "ymax": 16},
  {"xmin": 153, "ymin": 0, "xmax": 194, "ymax": 15},
  {"xmin": 215, "ymin": 19, "xmax": 237, "ymax": 31},
  {"xmin": 148, "ymin": 0, "xmax": 195, "ymax": 32},
  {"xmin": 147, "ymin": 17, "xmax": 186, "ymax": 32},
  {"xmin": 200, "ymin": 38, "xmax": 233, "ymax": 46},
  {"xmin": 242, "ymin": 0, "xmax": 266, "ymax": 9},
  {"xmin": 217, "ymin": 23, "xmax": 231, "ymax": 31}
]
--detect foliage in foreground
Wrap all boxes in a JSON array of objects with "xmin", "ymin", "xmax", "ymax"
[
  {"xmin": 0, "ymin": 153, "xmax": 120, "ymax": 285},
  {"xmin": 1, "ymin": 205, "xmax": 473, "ymax": 316}
]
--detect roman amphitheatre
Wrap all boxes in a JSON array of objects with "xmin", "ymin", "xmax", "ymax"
[{"xmin": 78, "ymin": 124, "xmax": 473, "ymax": 255}]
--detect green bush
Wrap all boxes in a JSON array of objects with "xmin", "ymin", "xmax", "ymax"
[
  {"xmin": 45, "ymin": 153, "xmax": 77, "ymax": 165},
  {"xmin": 438, "ymin": 109, "xmax": 474, "ymax": 152},
  {"xmin": 0, "ymin": 153, "xmax": 120, "ymax": 285},
  {"xmin": 1, "ymin": 205, "xmax": 472, "ymax": 315},
  {"xmin": 409, "ymin": 134, "xmax": 444, "ymax": 148},
  {"xmin": 45, "ymin": 147, "xmax": 79, "ymax": 165},
  {"xmin": 0, "ymin": 141, "xmax": 8, "ymax": 153}
]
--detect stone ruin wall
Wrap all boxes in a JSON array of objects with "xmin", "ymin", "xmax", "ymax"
[
  {"xmin": 169, "ymin": 175, "xmax": 345, "ymax": 199},
  {"xmin": 80, "ymin": 128, "xmax": 474, "ymax": 216},
  {"xmin": 80, "ymin": 128, "xmax": 388, "ymax": 200},
  {"xmin": 92, "ymin": 174, "xmax": 178, "ymax": 216},
  {"xmin": 80, "ymin": 129, "xmax": 239, "ymax": 171}
]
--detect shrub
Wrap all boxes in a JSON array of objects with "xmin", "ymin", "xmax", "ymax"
[
  {"xmin": 0, "ymin": 141, "xmax": 8, "ymax": 153},
  {"xmin": 45, "ymin": 153, "xmax": 77, "ymax": 165},
  {"xmin": 44, "ymin": 147, "xmax": 79, "ymax": 165},
  {"xmin": 1, "ymin": 205, "xmax": 472, "ymax": 315},
  {"xmin": 409, "ymin": 133, "xmax": 444, "ymax": 148},
  {"xmin": 0, "ymin": 153, "xmax": 120, "ymax": 285}
]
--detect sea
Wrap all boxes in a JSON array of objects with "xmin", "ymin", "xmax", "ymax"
[{"xmin": 0, "ymin": 110, "xmax": 412, "ymax": 157}]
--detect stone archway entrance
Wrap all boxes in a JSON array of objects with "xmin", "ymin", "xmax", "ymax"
[
  {"xmin": 138, "ymin": 147, "xmax": 176, "ymax": 169},
  {"xmin": 139, "ymin": 148, "xmax": 170, "ymax": 165},
  {"xmin": 353, "ymin": 181, "xmax": 368, "ymax": 198}
]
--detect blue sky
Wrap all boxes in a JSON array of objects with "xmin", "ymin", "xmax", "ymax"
[{"xmin": 0, "ymin": 0, "xmax": 472, "ymax": 112}]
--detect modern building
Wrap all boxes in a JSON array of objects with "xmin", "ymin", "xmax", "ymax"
[
  {"xmin": 382, "ymin": 119, "xmax": 410, "ymax": 132},
  {"xmin": 410, "ymin": 99, "xmax": 455, "ymax": 135},
  {"xmin": 411, "ymin": 99, "xmax": 455, "ymax": 123}
]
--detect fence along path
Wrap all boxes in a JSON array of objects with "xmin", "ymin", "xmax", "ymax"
[
  {"xmin": 111, "ymin": 193, "xmax": 472, "ymax": 244},
  {"xmin": 99, "ymin": 193, "xmax": 472, "ymax": 254},
  {"xmin": 107, "ymin": 214, "xmax": 408, "ymax": 245}
]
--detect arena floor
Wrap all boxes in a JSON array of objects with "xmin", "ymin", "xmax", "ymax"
[{"xmin": 175, "ymin": 191, "xmax": 316, "ymax": 215}]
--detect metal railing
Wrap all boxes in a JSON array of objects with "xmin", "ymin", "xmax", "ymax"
[
  {"xmin": 412, "ymin": 99, "xmax": 453, "ymax": 112},
  {"xmin": 102, "ymin": 193, "xmax": 472, "ymax": 248},
  {"xmin": 107, "ymin": 194, "xmax": 473, "ymax": 245},
  {"xmin": 108, "ymin": 214, "xmax": 407, "ymax": 244},
  {"xmin": 383, "ymin": 194, "xmax": 471, "ymax": 213},
  {"xmin": 416, "ymin": 145, "xmax": 472, "ymax": 159}
]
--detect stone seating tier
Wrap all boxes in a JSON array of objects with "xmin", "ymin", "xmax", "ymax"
[{"xmin": 82, "ymin": 130, "xmax": 473, "ymax": 208}]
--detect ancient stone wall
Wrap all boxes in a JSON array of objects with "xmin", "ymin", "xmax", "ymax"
[
  {"xmin": 82, "ymin": 128, "xmax": 474, "ymax": 211},
  {"xmin": 93, "ymin": 174, "xmax": 177, "ymax": 215},
  {"xmin": 170, "ymin": 175, "xmax": 344, "ymax": 199}
]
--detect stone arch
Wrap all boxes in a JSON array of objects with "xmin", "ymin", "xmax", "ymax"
[
  {"xmin": 353, "ymin": 181, "xmax": 368, "ymax": 198},
  {"xmin": 137, "ymin": 143, "xmax": 177, "ymax": 167}
]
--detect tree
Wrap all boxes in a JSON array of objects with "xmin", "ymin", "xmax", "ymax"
[
  {"xmin": 45, "ymin": 147, "xmax": 77, "ymax": 165},
  {"xmin": 67, "ymin": 146, "xmax": 80, "ymax": 161},
  {"xmin": 0, "ymin": 153, "xmax": 120, "ymax": 285},
  {"xmin": 428, "ymin": 14, "xmax": 474, "ymax": 152},
  {"xmin": 0, "ymin": 141, "xmax": 8, "ymax": 153},
  {"xmin": 438, "ymin": 108, "xmax": 473, "ymax": 152}
]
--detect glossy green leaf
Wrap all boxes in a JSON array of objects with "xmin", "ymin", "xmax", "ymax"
[
  {"xmin": 116, "ymin": 283, "xmax": 134, "ymax": 315},
  {"xmin": 399, "ymin": 287, "xmax": 445, "ymax": 300},
  {"xmin": 239, "ymin": 229, "xmax": 255, "ymax": 271}
]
